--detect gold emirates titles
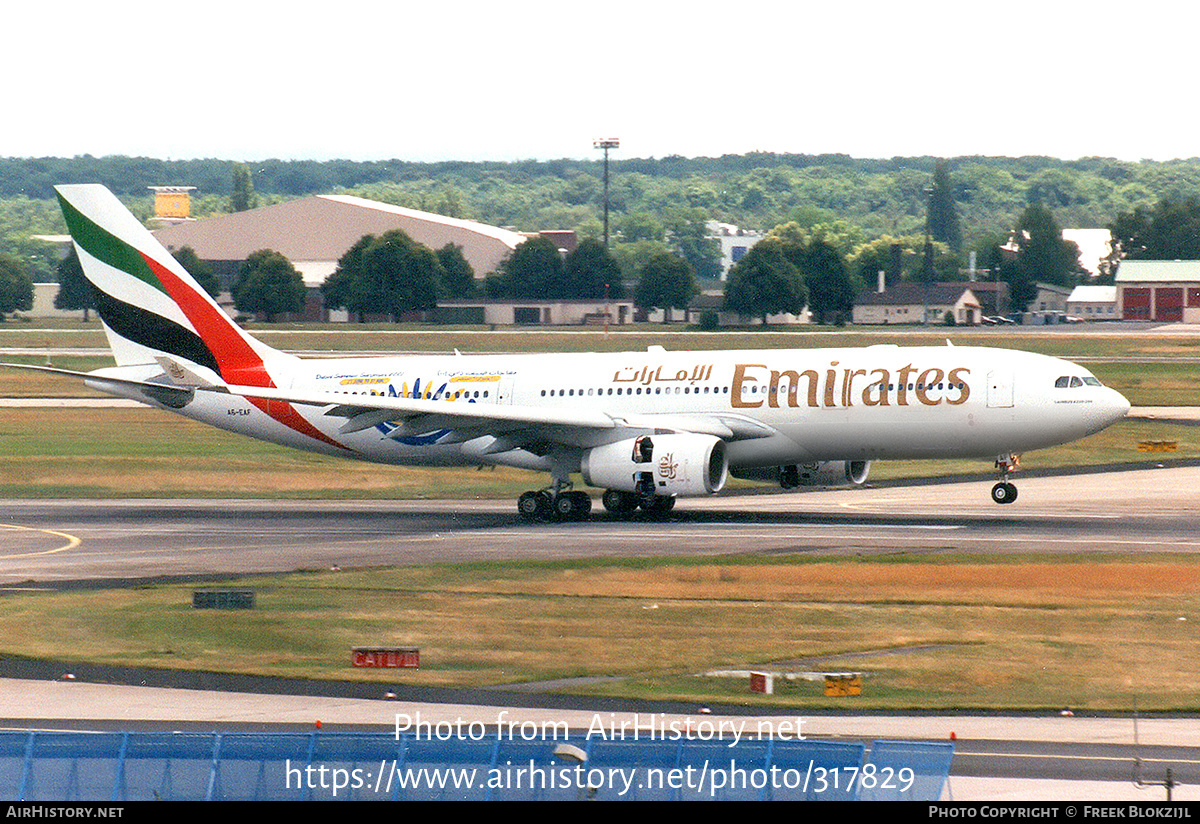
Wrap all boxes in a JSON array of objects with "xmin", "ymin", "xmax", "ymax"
[{"xmin": 612, "ymin": 362, "xmax": 971, "ymax": 409}]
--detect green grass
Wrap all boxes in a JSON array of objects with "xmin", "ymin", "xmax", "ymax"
[
  {"xmin": 1088, "ymin": 361, "xmax": 1200, "ymax": 406},
  {"xmin": 2, "ymin": 555, "xmax": 1198, "ymax": 710}
]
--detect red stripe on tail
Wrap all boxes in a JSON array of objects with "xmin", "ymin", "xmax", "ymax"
[{"xmin": 143, "ymin": 253, "xmax": 349, "ymax": 452}]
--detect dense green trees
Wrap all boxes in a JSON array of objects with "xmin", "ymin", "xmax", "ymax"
[
  {"xmin": 664, "ymin": 210, "xmax": 721, "ymax": 281},
  {"xmin": 976, "ymin": 204, "xmax": 1082, "ymax": 311},
  {"xmin": 562, "ymin": 238, "xmax": 624, "ymax": 299},
  {"xmin": 12, "ymin": 154, "xmax": 1200, "ymax": 324},
  {"xmin": 634, "ymin": 252, "xmax": 696, "ymax": 322},
  {"xmin": 486, "ymin": 236, "xmax": 563, "ymax": 299},
  {"xmin": 848, "ymin": 235, "xmax": 956, "ymax": 287},
  {"xmin": 434, "ymin": 243, "xmax": 477, "ymax": 299},
  {"xmin": 790, "ymin": 239, "xmax": 858, "ymax": 324},
  {"xmin": 54, "ymin": 248, "xmax": 92, "ymax": 318},
  {"xmin": 1108, "ymin": 198, "xmax": 1200, "ymax": 261},
  {"xmin": 229, "ymin": 164, "xmax": 257, "ymax": 212},
  {"xmin": 322, "ymin": 231, "xmax": 441, "ymax": 321},
  {"xmin": 486, "ymin": 236, "xmax": 625, "ymax": 300},
  {"xmin": 233, "ymin": 249, "xmax": 305, "ymax": 322},
  {"xmin": 928, "ymin": 160, "xmax": 962, "ymax": 253},
  {"xmin": 761, "ymin": 224, "xmax": 862, "ymax": 323},
  {"xmin": 1012, "ymin": 204, "xmax": 1082, "ymax": 287},
  {"xmin": 723, "ymin": 238, "xmax": 807, "ymax": 324},
  {"xmin": 0, "ymin": 253, "xmax": 33, "ymax": 317},
  {"xmin": 2, "ymin": 154, "xmax": 1197, "ymax": 253}
]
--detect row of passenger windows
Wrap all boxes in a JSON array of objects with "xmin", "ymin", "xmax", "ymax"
[
  {"xmin": 539, "ymin": 383, "xmax": 967, "ymax": 397},
  {"xmin": 1055, "ymin": 376, "xmax": 1102, "ymax": 388},
  {"xmin": 541, "ymin": 386, "xmax": 730, "ymax": 397},
  {"xmin": 337, "ymin": 389, "xmax": 489, "ymax": 399}
]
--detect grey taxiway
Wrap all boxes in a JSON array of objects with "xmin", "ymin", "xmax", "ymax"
[{"xmin": 1, "ymin": 464, "xmax": 1198, "ymax": 584}]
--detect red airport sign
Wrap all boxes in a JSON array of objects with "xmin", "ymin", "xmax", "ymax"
[{"xmin": 351, "ymin": 647, "xmax": 420, "ymax": 669}]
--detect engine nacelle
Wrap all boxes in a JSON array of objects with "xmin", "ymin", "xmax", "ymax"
[
  {"xmin": 792, "ymin": 460, "xmax": 870, "ymax": 488},
  {"xmin": 581, "ymin": 433, "xmax": 728, "ymax": 497},
  {"xmin": 732, "ymin": 461, "xmax": 870, "ymax": 489}
]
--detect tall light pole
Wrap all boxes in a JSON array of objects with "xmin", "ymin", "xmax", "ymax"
[
  {"xmin": 593, "ymin": 138, "xmax": 619, "ymax": 248},
  {"xmin": 922, "ymin": 184, "xmax": 934, "ymax": 326}
]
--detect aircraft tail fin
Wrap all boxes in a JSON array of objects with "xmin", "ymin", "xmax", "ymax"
[{"xmin": 54, "ymin": 184, "xmax": 287, "ymax": 387}]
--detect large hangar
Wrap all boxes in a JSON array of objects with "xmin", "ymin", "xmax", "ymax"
[
  {"xmin": 1115, "ymin": 260, "xmax": 1200, "ymax": 322},
  {"xmin": 150, "ymin": 194, "xmax": 529, "ymax": 300}
]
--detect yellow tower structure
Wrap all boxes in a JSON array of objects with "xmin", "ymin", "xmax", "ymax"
[{"xmin": 148, "ymin": 186, "xmax": 196, "ymax": 222}]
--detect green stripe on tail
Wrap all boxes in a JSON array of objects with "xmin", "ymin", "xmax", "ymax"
[{"xmin": 56, "ymin": 192, "xmax": 167, "ymax": 296}]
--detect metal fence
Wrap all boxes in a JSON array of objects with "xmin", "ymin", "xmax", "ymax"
[{"xmin": 0, "ymin": 731, "xmax": 953, "ymax": 801}]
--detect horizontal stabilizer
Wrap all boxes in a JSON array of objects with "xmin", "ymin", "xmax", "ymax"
[{"xmin": 0, "ymin": 362, "xmax": 199, "ymax": 404}]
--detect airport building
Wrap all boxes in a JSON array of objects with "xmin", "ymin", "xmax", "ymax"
[
  {"xmin": 1114, "ymin": 260, "xmax": 1200, "ymax": 322},
  {"xmin": 709, "ymin": 221, "xmax": 765, "ymax": 281},
  {"xmin": 150, "ymin": 194, "xmax": 534, "ymax": 321},
  {"xmin": 852, "ymin": 283, "xmax": 982, "ymax": 325},
  {"xmin": 434, "ymin": 298, "xmax": 634, "ymax": 326},
  {"xmin": 1065, "ymin": 284, "xmax": 1117, "ymax": 320}
]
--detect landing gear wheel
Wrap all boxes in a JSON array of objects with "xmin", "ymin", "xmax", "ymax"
[
  {"xmin": 640, "ymin": 495, "xmax": 676, "ymax": 517},
  {"xmin": 602, "ymin": 489, "xmax": 640, "ymax": 516},
  {"xmin": 518, "ymin": 490, "xmax": 552, "ymax": 520},
  {"xmin": 991, "ymin": 482, "xmax": 1018, "ymax": 505},
  {"xmin": 554, "ymin": 490, "xmax": 592, "ymax": 521}
]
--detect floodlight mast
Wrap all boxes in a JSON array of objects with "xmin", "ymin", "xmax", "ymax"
[{"xmin": 593, "ymin": 138, "xmax": 620, "ymax": 247}]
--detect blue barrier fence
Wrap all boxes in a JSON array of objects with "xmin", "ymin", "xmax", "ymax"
[{"xmin": 0, "ymin": 731, "xmax": 953, "ymax": 801}]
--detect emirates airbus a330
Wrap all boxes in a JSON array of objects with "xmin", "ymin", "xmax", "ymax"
[{"xmin": 6, "ymin": 185, "xmax": 1131, "ymax": 520}]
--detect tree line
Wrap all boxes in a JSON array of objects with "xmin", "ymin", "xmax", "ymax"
[
  {"xmin": 13, "ymin": 153, "xmax": 1200, "ymax": 322},
  {"xmin": 12, "ymin": 152, "xmax": 1200, "ymax": 246},
  {"xmin": 42, "ymin": 227, "xmax": 702, "ymax": 324}
]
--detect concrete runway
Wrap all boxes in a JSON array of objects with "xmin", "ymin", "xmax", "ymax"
[{"xmin": 1, "ymin": 465, "xmax": 1199, "ymax": 584}]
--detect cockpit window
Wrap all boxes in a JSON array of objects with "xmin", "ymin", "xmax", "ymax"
[{"xmin": 1056, "ymin": 375, "xmax": 1100, "ymax": 388}]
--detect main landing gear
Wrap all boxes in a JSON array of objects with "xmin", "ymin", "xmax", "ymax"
[
  {"xmin": 602, "ymin": 489, "xmax": 675, "ymax": 518},
  {"xmin": 991, "ymin": 453, "xmax": 1020, "ymax": 505},
  {"xmin": 518, "ymin": 487, "xmax": 592, "ymax": 522},
  {"xmin": 517, "ymin": 484, "xmax": 676, "ymax": 522}
]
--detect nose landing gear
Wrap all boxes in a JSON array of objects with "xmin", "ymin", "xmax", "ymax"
[
  {"xmin": 991, "ymin": 453, "xmax": 1020, "ymax": 504},
  {"xmin": 991, "ymin": 481, "xmax": 1018, "ymax": 504}
]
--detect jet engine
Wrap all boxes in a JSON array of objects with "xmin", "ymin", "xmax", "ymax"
[
  {"xmin": 580, "ymin": 433, "xmax": 728, "ymax": 497},
  {"xmin": 732, "ymin": 461, "xmax": 870, "ymax": 489}
]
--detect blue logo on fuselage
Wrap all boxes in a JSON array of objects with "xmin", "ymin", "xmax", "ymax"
[{"xmin": 374, "ymin": 377, "xmax": 474, "ymax": 445}]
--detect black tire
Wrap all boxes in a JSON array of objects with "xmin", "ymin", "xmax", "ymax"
[
  {"xmin": 602, "ymin": 489, "xmax": 639, "ymax": 515},
  {"xmin": 553, "ymin": 492, "xmax": 591, "ymax": 521},
  {"xmin": 641, "ymin": 495, "xmax": 676, "ymax": 517},
  {"xmin": 566, "ymin": 491, "xmax": 592, "ymax": 519},
  {"xmin": 991, "ymin": 482, "xmax": 1017, "ymax": 505},
  {"xmin": 518, "ymin": 491, "xmax": 544, "ymax": 520}
]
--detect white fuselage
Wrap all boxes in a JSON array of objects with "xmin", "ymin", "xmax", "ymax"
[{"xmin": 121, "ymin": 344, "xmax": 1130, "ymax": 479}]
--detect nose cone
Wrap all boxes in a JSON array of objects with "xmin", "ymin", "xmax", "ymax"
[{"xmin": 1095, "ymin": 387, "xmax": 1132, "ymax": 431}]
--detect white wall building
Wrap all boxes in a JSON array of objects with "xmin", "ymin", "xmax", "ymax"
[
  {"xmin": 709, "ymin": 222, "xmax": 765, "ymax": 281},
  {"xmin": 853, "ymin": 284, "xmax": 981, "ymax": 326},
  {"xmin": 1065, "ymin": 285, "xmax": 1117, "ymax": 320},
  {"xmin": 435, "ymin": 299, "xmax": 634, "ymax": 326}
]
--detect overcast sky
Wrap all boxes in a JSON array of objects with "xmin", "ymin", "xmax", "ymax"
[{"xmin": 6, "ymin": 0, "xmax": 1196, "ymax": 163}]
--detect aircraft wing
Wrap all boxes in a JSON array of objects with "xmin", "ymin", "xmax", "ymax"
[
  {"xmin": 0, "ymin": 361, "xmax": 777, "ymax": 452},
  {"xmin": 216, "ymin": 383, "xmax": 777, "ymax": 450},
  {"xmin": 220, "ymin": 382, "xmax": 618, "ymax": 432}
]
